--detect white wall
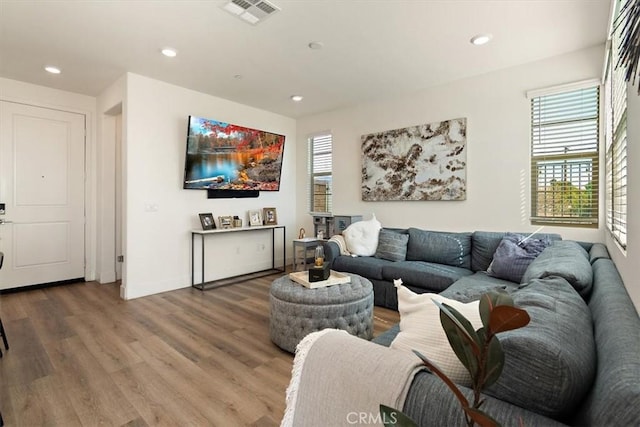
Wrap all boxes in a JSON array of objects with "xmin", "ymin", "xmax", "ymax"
[
  {"xmin": 123, "ymin": 73, "xmax": 296, "ymax": 299},
  {"xmin": 296, "ymin": 45, "xmax": 606, "ymax": 244},
  {"xmin": 606, "ymin": 82, "xmax": 639, "ymax": 312},
  {"xmin": 0, "ymin": 77, "xmax": 98, "ymax": 280}
]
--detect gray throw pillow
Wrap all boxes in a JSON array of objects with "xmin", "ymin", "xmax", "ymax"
[
  {"xmin": 522, "ymin": 240, "xmax": 593, "ymax": 299},
  {"xmin": 486, "ymin": 276, "xmax": 596, "ymax": 418},
  {"xmin": 487, "ymin": 233, "xmax": 550, "ymax": 283},
  {"xmin": 374, "ymin": 229, "xmax": 409, "ymax": 262}
]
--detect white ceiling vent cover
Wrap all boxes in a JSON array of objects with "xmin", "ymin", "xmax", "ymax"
[{"xmin": 222, "ymin": 0, "xmax": 280, "ymax": 25}]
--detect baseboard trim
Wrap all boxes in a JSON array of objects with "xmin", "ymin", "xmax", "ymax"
[{"xmin": 0, "ymin": 277, "xmax": 85, "ymax": 294}]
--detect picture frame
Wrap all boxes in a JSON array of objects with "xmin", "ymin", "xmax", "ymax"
[
  {"xmin": 199, "ymin": 213, "xmax": 215, "ymax": 230},
  {"xmin": 248, "ymin": 209, "xmax": 263, "ymax": 226},
  {"xmin": 218, "ymin": 216, "xmax": 233, "ymax": 229},
  {"xmin": 263, "ymin": 207, "xmax": 277, "ymax": 225}
]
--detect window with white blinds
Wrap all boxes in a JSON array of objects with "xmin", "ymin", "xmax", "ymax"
[
  {"xmin": 530, "ymin": 86, "xmax": 600, "ymax": 226},
  {"xmin": 605, "ymin": 20, "xmax": 628, "ymax": 248},
  {"xmin": 308, "ymin": 133, "xmax": 332, "ymax": 213}
]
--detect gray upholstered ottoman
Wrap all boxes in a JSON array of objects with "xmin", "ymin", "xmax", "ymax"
[{"xmin": 269, "ymin": 273, "xmax": 374, "ymax": 353}]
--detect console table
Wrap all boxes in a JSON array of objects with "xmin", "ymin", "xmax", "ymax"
[{"xmin": 191, "ymin": 225, "xmax": 286, "ymax": 290}]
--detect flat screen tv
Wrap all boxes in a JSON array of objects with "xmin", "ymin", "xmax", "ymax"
[{"xmin": 183, "ymin": 116, "xmax": 285, "ymax": 191}]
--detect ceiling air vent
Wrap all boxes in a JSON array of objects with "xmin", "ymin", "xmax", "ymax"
[{"xmin": 222, "ymin": 0, "xmax": 280, "ymax": 25}]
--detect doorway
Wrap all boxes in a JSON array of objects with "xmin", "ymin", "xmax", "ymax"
[{"xmin": 0, "ymin": 101, "xmax": 86, "ymax": 289}]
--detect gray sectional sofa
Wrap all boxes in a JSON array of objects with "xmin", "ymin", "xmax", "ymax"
[
  {"xmin": 323, "ymin": 228, "xmax": 640, "ymax": 426},
  {"xmin": 324, "ymin": 228, "xmax": 563, "ymax": 310}
]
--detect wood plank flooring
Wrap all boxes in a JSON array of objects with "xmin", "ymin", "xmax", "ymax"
[{"xmin": 0, "ymin": 274, "xmax": 399, "ymax": 426}]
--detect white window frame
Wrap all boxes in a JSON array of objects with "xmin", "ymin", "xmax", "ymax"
[
  {"xmin": 308, "ymin": 133, "xmax": 332, "ymax": 214},
  {"xmin": 527, "ymin": 80, "xmax": 601, "ymax": 227}
]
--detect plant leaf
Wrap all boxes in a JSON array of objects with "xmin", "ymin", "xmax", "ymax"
[
  {"xmin": 379, "ymin": 404, "xmax": 418, "ymax": 427},
  {"xmin": 479, "ymin": 291, "xmax": 514, "ymax": 328},
  {"xmin": 434, "ymin": 300, "xmax": 481, "ymax": 355},
  {"xmin": 413, "ymin": 350, "xmax": 470, "ymax": 408},
  {"xmin": 488, "ymin": 305, "xmax": 530, "ymax": 334},
  {"xmin": 463, "ymin": 407, "xmax": 501, "ymax": 427},
  {"xmin": 482, "ymin": 334, "xmax": 505, "ymax": 387},
  {"xmin": 440, "ymin": 309, "xmax": 479, "ymax": 378}
]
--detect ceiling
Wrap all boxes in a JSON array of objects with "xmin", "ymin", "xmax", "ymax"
[{"xmin": 0, "ymin": 0, "xmax": 611, "ymax": 118}]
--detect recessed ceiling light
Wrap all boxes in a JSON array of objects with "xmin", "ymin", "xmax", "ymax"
[
  {"xmin": 470, "ymin": 34, "xmax": 492, "ymax": 46},
  {"xmin": 308, "ymin": 41, "xmax": 324, "ymax": 50},
  {"xmin": 44, "ymin": 66, "xmax": 61, "ymax": 74},
  {"xmin": 291, "ymin": 95, "xmax": 303, "ymax": 102},
  {"xmin": 161, "ymin": 48, "xmax": 178, "ymax": 57}
]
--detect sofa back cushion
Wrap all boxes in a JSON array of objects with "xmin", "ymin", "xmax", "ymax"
[
  {"xmin": 471, "ymin": 231, "xmax": 562, "ymax": 272},
  {"xmin": 485, "ymin": 276, "xmax": 596, "ymax": 419},
  {"xmin": 406, "ymin": 228, "xmax": 471, "ymax": 269},
  {"xmin": 522, "ymin": 240, "xmax": 593, "ymax": 299}
]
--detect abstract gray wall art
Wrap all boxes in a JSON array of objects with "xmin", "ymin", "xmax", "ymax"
[{"xmin": 361, "ymin": 118, "xmax": 467, "ymax": 201}]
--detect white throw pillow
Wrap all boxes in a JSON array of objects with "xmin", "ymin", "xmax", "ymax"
[
  {"xmin": 342, "ymin": 214, "xmax": 382, "ymax": 256},
  {"xmin": 390, "ymin": 280, "xmax": 482, "ymax": 386}
]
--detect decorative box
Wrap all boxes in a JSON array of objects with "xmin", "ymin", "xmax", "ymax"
[{"xmin": 308, "ymin": 264, "xmax": 331, "ymax": 282}]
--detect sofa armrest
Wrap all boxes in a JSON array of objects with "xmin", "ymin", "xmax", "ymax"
[
  {"xmin": 323, "ymin": 240, "xmax": 341, "ymax": 267},
  {"xmin": 403, "ymin": 371, "xmax": 566, "ymax": 426}
]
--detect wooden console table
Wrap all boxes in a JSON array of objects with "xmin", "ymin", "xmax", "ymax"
[{"xmin": 191, "ymin": 225, "xmax": 286, "ymax": 290}]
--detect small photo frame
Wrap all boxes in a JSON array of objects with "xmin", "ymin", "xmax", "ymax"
[
  {"xmin": 218, "ymin": 215, "xmax": 233, "ymax": 229},
  {"xmin": 263, "ymin": 207, "xmax": 277, "ymax": 225},
  {"xmin": 248, "ymin": 209, "xmax": 263, "ymax": 226},
  {"xmin": 199, "ymin": 213, "xmax": 216, "ymax": 230}
]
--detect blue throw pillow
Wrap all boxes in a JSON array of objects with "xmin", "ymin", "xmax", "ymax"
[{"xmin": 488, "ymin": 233, "xmax": 550, "ymax": 283}]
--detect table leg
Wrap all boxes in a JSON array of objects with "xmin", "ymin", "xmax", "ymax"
[{"xmin": 200, "ymin": 234, "xmax": 205, "ymax": 291}]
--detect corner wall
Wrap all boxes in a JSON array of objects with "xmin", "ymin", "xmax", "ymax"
[
  {"xmin": 296, "ymin": 45, "xmax": 605, "ymax": 243},
  {"xmin": 123, "ymin": 73, "xmax": 296, "ymax": 299},
  {"xmin": 96, "ymin": 75, "xmax": 126, "ymax": 286}
]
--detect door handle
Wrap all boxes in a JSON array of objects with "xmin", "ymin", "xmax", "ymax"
[{"xmin": 0, "ymin": 219, "xmax": 12, "ymax": 225}]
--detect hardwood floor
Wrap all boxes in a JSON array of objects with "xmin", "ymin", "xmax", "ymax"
[{"xmin": 0, "ymin": 274, "xmax": 399, "ymax": 426}]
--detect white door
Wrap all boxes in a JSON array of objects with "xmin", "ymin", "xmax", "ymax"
[{"xmin": 0, "ymin": 101, "xmax": 85, "ymax": 289}]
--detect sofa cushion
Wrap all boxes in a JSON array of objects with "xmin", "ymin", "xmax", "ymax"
[
  {"xmin": 487, "ymin": 233, "xmax": 551, "ymax": 283},
  {"xmin": 440, "ymin": 272, "xmax": 521, "ymax": 303},
  {"xmin": 406, "ymin": 228, "xmax": 471, "ymax": 269},
  {"xmin": 381, "ymin": 261, "xmax": 473, "ymax": 292},
  {"xmin": 390, "ymin": 282, "xmax": 482, "ymax": 386},
  {"xmin": 485, "ymin": 276, "xmax": 596, "ymax": 419},
  {"xmin": 471, "ymin": 231, "xmax": 562, "ymax": 272},
  {"xmin": 332, "ymin": 255, "xmax": 392, "ymax": 281},
  {"xmin": 522, "ymin": 240, "xmax": 593, "ymax": 299},
  {"xmin": 342, "ymin": 214, "xmax": 382, "ymax": 256},
  {"xmin": 374, "ymin": 228, "xmax": 409, "ymax": 262}
]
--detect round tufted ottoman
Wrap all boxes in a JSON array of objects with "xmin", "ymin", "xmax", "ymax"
[{"xmin": 269, "ymin": 273, "xmax": 374, "ymax": 353}]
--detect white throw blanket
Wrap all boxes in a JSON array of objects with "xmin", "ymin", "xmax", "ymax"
[{"xmin": 282, "ymin": 329, "xmax": 424, "ymax": 427}]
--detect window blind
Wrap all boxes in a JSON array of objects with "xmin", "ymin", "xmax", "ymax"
[
  {"xmin": 308, "ymin": 134, "xmax": 332, "ymax": 213},
  {"xmin": 605, "ymin": 19, "xmax": 628, "ymax": 248},
  {"xmin": 530, "ymin": 86, "xmax": 599, "ymax": 225}
]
